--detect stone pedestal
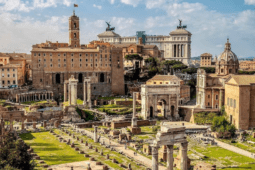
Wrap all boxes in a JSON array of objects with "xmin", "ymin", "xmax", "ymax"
[{"xmin": 128, "ymin": 126, "xmax": 141, "ymax": 134}]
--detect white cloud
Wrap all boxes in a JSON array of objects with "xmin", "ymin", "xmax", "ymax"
[
  {"xmin": 244, "ymin": 0, "xmax": 255, "ymax": 5},
  {"xmin": 93, "ymin": 4, "xmax": 102, "ymax": 10},
  {"xmin": 0, "ymin": 0, "xmax": 73, "ymax": 12},
  {"xmin": 109, "ymin": 0, "xmax": 115, "ymax": 4},
  {"xmin": 120, "ymin": 0, "xmax": 142, "ymax": 7}
]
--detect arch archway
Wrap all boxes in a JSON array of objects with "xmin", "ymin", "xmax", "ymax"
[
  {"xmin": 56, "ymin": 74, "xmax": 60, "ymax": 84},
  {"xmin": 171, "ymin": 106, "xmax": 175, "ymax": 117},
  {"xmin": 78, "ymin": 73, "xmax": 83, "ymax": 83},
  {"xmin": 100, "ymin": 73, "xmax": 104, "ymax": 82},
  {"xmin": 158, "ymin": 99, "xmax": 167, "ymax": 118},
  {"xmin": 150, "ymin": 106, "xmax": 153, "ymax": 118}
]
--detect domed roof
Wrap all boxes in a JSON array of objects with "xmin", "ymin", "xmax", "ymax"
[
  {"xmin": 170, "ymin": 28, "xmax": 192, "ymax": 35},
  {"xmin": 217, "ymin": 39, "xmax": 238, "ymax": 63}
]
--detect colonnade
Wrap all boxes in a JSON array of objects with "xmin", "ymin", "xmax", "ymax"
[
  {"xmin": 63, "ymin": 75, "xmax": 78, "ymax": 105},
  {"xmin": 16, "ymin": 91, "xmax": 53, "ymax": 103},
  {"xmin": 173, "ymin": 44, "xmax": 185, "ymax": 58}
]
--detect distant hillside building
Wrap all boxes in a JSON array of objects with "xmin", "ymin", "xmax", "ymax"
[
  {"xmin": 31, "ymin": 12, "xmax": 125, "ymax": 100},
  {"xmin": 0, "ymin": 53, "xmax": 27, "ymax": 88},
  {"xmin": 98, "ymin": 20, "xmax": 192, "ymax": 66}
]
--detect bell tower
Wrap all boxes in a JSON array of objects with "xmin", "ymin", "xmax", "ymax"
[{"xmin": 69, "ymin": 10, "xmax": 80, "ymax": 48}]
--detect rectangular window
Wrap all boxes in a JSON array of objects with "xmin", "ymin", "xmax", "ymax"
[
  {"xmin": 79, "ymin": 54, "xmax": 82, "ymax": 57},
  {"xmin": 50, "ymin": 59, "xmax": 52, "ymax": 62},
  {"xmin": 13, "ymin": 80, "xmax": 15, "ymax": 84},
  {"xmin": 2, "ymin": 74, "xmax": 4, "ymax": 77},
  {"xmin": 86, "ymin": 53, "xmax": 88, "ymax": 56},
  {"xmin": 58, "ymin": 59, "xmax": 60, "ymax": 62},
  {"xmin": 2, "ymin": 69, "xmax": 4, "ymax": 71},
  {"xmin": 80, "ymin": 59, "xmax": 82, "ymax": 62},
  {"xmin": 91, "ymin": 54, "xmax": 93, "ymax": 57},
  {"xmin": 58, "ymin": 64, "xmax": 60, "ymax": 67},
  {"xmin": 7, "ymin": 74, "xmax": 9, "ymax": 77},
  {"xmin": 234, "ymin": 99, "xmax": 236, "ymax": 108},
  {"xmin": 7, "ymin": 69, "xmax": 9, "ymax": 72},
  {"xmin": 80, "ymin": 64, "xmax": 82, "ymax": 67},
  {"xmin": 13, "ymin": 69, "xmax": 15, "ymax": 71},
  {"xmin": 13, "ymin": 74, "xmax": 15, "ymax": 77},
  {"xmin": 71, "ymin": 59, "xmax": 73, "ymax": 62},
  {"xmin": 95, "ymin": 54, "xmax": 98, "ymax": 57},
  {"xmin": 7, "ymin": 80, "xmax": 10, "ymax": 84},
  {"xmin": 50, "ymin": 53, "xmax": 52, "ymax": 56},
  {"xmin": 86, "ymin": 59, "xmax": 88, "ymax": 62},
  {"xmin": 64, "ymin": 64, "xmax": 66, "ymax": 67},
  {"xmin": 44, "ymin": 59, "xmax": 46, "ymax": 62},
  {"xmin": 44, "ymin": 64, "xmax": 46, "ymax": 67},
  {"xmin": 64, "ymin": 53, "xmax": 66, "ymax": 57},
  {"xmin": 71, "ymin": 53, "xmax": 74, "ymax": 57},
  {"xmin": 230, "ymin": 98, "xmax": 233, "ymax": 107},
  {"xmin": 43, "ymin": 53, "xmax": 46, "ymax": 56},
  {"xmin": 34, "ymin": 53, "xmax": 36, "ymax": 56},
  {"xmin": 2, "ymin": 80, "xmax": 4, "ymax": 84},
  {"xmin": 38, "ymin": 53, "xmax": 41, "ymax": 56},
  {"xmin": 216, "ymin": 95, "xmax": 218, "ymax": 100},
  {"xmin": 154, "ymin": 82, "xmax": 156, "ymax": 84}
]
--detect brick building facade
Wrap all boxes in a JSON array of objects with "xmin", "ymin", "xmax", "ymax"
[{"xmin": 31, "ymin": 12, "xmax": 124, "ymax": 100}]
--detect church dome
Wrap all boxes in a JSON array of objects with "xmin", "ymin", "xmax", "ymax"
[
  {"xmin": 217, "ymin": 38, "xmax": 238, "ymax": 63},
  {"xmin": 215, "ymin": 38, "xmax": 239, "ymax": 75}
]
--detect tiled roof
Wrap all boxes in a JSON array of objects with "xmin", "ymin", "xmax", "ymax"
[
  {"xmin": 148, "ymin": 75, "xmax": 181, "ymax": 81},
  {"xmin": 226, "ymin": 75, "xmax": 255, "ymax": 85},
  {"xmin": 31, "ymin": 48, "xmax": 99, "ymax": 52}
]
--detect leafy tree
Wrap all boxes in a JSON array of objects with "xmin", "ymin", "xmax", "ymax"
[
  {"xmin": 0, "ymin": 133, "xmax": 36, "ymax": 170},
  {"xmin": 125, "ymin": 54, "xmax": 143, "ymax": 61},
  {"xmin": 162, "ymin": 60, "xmax": 182, "ymax": 72},
  {"xmin": 181, "ymin": 68, "xmax": 198, "ymax": 74},
  {"xmin": 172, "ymin": 64, "xmax": 188, "ymax": 70},
  {"xmin": 211, "ymin": 116, "xmax": 236, "ymax": 137},
  {"xmin": 200, "ymin": 67, "xmax": 215, "ymax": 73}
]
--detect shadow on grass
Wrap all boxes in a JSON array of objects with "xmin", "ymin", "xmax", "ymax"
[{"xmin": 19, "ymin": 133, "xmax": 35, "ymax": 140}]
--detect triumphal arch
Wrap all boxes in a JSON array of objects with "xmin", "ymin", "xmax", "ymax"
[{"xmin": 141, "ymin": 75, "xmax": 183, "ymax": 120}]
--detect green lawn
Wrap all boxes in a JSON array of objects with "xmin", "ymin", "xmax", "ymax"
[
  {"xmin": 59, "ymin": 128, "xmax": 147, "ymax": 170},
  {"xmin": 189, "ymin": 137, "xmax": 255, "ymax": 169},
  {"xmin": 20, "ymin": 131, "xmax": 89, "ymax": 166}
]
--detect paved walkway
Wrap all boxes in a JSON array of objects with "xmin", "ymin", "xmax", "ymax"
[
  {"xmin": 50, "ymin": 160, "xmax": 102, "ymax": 170},
  {"xmin": 74, "ymin": 126, "xmax": 167, "ymax": 170},
  {"xmin": 199, "ymin": 134, "xmax": 255, "ymax": 159}
]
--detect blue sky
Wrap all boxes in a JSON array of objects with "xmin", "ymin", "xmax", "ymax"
[{"xmin": 0, "ymin": 0, "xmax": 254, "ymax": 58}]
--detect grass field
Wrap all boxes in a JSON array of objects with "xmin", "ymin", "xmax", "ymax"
[
  {"xmin": 20, "ymin": 131, "xmax": 89, "ymax": 166},
  {"xmin": 188, "ymin": 136, "xmax": 255, "ymax": 169}
]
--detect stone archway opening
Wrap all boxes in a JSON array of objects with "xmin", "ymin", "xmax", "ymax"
[
  {"xmin": 78, "ymin": 73, "xmax": 83, "ymax": 83},
  {"xmin": 158, "ymin": 99, "xmax": 167, "ymax": 118},
  {"xmin": 56, "ymin": 73, "xmax": 60, "ymax": 84},
  {"xmin": 100, "ymin": 73, "xmax": 104, "ymax": 82},
  {"xmin": 150, "ymin": 106, "xmax": 153, "ymax": 118},
  {"xmin": 171, "ymin": 106, "xmax": 175, "ymax": 118}
]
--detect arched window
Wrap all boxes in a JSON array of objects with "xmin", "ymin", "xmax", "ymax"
[
  {"xmin": 74, "ymin": 33, "xmax": 76, "ymax": 38},
  {"xmin": 56, "ymin": 73, "xmax": 60, "ymax": 84},
  {"xmin": 78, "ymin": 73, "xmax": 83, "ymax": 83},
  {"xmin": 74, "ymin": 23, "xmax": 76, "ymax": 28},
  {"xmin": 100, "ymin": 73, "xmax": 104, "ymax": 82}
]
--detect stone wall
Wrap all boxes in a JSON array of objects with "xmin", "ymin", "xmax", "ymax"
[
  {"xmin": 0, "ymin": 88, "xmax": 28, "ymax": 100},
  {"xmin": 75, "ymin": 122, "xmax": 103, "ymax": 128},
  {"xmin": 111, "ymin": 120, "xmax": 156, "ymax": 129}
]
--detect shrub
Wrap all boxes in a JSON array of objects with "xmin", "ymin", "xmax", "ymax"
[{"xmin": 211, "ymin": 116, "xmax": 236, "ymax": 138}]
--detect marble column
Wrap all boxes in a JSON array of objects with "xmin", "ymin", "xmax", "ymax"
[
  {"xmin": 64, "ymin": 83, "xmax": 67, "ymax": 102},
  {"xmin": 94, "ymin": 126, "xmax": 98, "ymax": 143},
  {"xmin": 83, "ymin": 81, "xmax": 87, "ymax": 105},
  {"xmin": 180, "ymin": 142, "xmax": 188, "ymax": 170},
  {"xmin": 167, "ymin": 145, "xmax": 174, "ymax": 170},
  {"xmin": 132, "ymin": 92, "xmax": 138, "ymax": 127},
  {"xmin": 152, "ymin": 146, "xmax": 159, "ymax": 170},
  {"xmin": 68, "ymin": 84, "xmax": 71, "ymax": 105},
  {"xmin": 51, "ymin": 92, "xmax": 54, "ymax": 100},
  {"xmin": 87, "ymin": 78, "xmax": 91, "ymax": 108}
]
